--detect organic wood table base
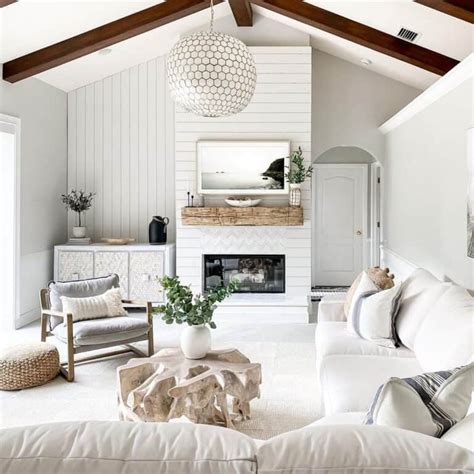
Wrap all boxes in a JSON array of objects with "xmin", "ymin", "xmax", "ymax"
[{"xmin": 117, "ymin": 348, "xmax": 262, "ymax": 428}]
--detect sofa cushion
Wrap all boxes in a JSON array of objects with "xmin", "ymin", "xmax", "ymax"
[
  {"xmin": 442, "ymin": 413, "xmax": 474, "ymax": 452},
  {"xmin": 320, "ymin": 354, "xmax": 422, "ymax": 415},
  {"xmin": 365, "ymin": 363, "xmax": 473, "ymax": 437},
  {"xmin": 316, "ymin": 322, "xmax": 415, "ymax": 363},
  {"xmin": 52, "ymin": 316, "xmax": 150, "ymax": 346},
  {"xmin": 395, "ymin": 268, "xmax": 443, "ymax": 350},
  {"xmin": 309, "ymin": 412, "xmax": 366, "ymax": 426},
  {"xmin": 0, "ymin": 421, "xmax": 257, "ymax": 474},
  {"xmin": 48, "ymin": 274, "xmax": 120, "ymax": 328},
  {"xmin": 258, "ymin": 424, "xmax": 473, "ymax": 474},
  {"xmin": 414, "ymin": 285, "xmax": 474, "ymax": 371}
]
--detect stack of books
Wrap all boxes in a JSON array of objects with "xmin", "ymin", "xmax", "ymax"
[{"xmin": 67, "ymin": 237, "xmax": 91, "ymax": 245}]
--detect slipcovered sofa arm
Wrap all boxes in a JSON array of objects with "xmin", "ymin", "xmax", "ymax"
[{"xmin": 318, "ymin": 295, "xmax": 347, "ymax": 322}]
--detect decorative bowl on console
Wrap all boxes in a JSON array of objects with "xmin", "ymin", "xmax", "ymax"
[{"xmin": 225, "ymin": 197, "xmax": 261, "ymax": 208}]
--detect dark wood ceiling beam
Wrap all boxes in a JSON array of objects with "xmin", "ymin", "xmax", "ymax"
[
  {"xmin": 0, "ymin": 0, "xmax": 17, "ymax": 7},
  {"xmin": 228, "ymin": 0, "xmax": 253, "ymax": 26},
  {"xmin": 250, "ymin": 0, "xmax": 459, "ymax": 75},
  {"xmin": 414, "ymin": 0, "xmax": 474, "ymax": 23},
  {"xmin": 3, "ymin": 0, "xmax": 223, "ymax": 83}
]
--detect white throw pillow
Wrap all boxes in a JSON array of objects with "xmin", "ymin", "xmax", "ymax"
[
  {"xmin": 60, "ymin": 288, "xmax": 127, "ymax": 324},
  {"xmin": 365, "ymin": 363, "xmax": 474, "ymax": 437},
  {"xmin": 414, "ymin": 284, "xmax": 474, "ymax": 371},
  {"xmin": 350, "ymin": 284, "xmax": 402, "ymax": 348},
  {"xmin": 347, "ymin": 271, "xmax": 378, "ymax": 334}
]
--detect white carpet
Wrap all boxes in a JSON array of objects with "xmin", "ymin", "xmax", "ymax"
[{"xmin": 0, "ymin": 318, "xmax": 320, "ymax": 440}]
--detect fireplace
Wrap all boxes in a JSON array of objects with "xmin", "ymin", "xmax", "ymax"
[{"xmin": 203, "ymin": 254, "xmax": 285, "ymax": 294}]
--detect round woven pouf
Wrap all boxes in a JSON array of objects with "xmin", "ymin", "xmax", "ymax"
[{"xmin": 0, "ymin": 342, "xmax": 60, "ymax": 390}]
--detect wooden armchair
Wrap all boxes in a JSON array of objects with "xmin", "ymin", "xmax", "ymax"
[{"xmin": 40, "ymin": 289, "xmax": 154, "ymax": 382}]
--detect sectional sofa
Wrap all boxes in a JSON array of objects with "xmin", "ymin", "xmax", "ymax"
[{"xmin": 1, "ymin": 268, "xmax": 472, "ymax": 473}]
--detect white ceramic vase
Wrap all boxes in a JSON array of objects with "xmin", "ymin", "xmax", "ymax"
[
  {"xmin": 72, "ymin": 226, "xmax": 87, "ymax": 238},
  {"xmin": 180, "ymin": 325, "xmax": 211, "ymax": 359},
  {"xmin": 289, "ymin": 183, "xmax": 302, "ymax": 207}
]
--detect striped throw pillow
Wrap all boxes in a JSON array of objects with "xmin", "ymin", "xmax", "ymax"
[{"xmin": 365, "ymin": 363, "xmax": 474, "ymax": 437}]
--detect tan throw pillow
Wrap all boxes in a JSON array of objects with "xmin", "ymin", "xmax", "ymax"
[
  {"xmin": 344, "ymin": 266, "xmax": 395, "ymax": 316},
  {"xmin": 60, "ymin": 288, "xmax": 127, "ymax": 325}
]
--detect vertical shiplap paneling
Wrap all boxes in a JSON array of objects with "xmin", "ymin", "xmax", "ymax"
[
  {"xmin": 67, "ymin": 92, "xmax": 77, "ymax": 234},
  {"xmin": 112, "ymin": 74, "xmax": 122, "ymax": 237},
  {"xmin": 102, "ymin": 76, "xmax": 113, "ymax": 238},
  {"xmin": 85, "ymin": 84, "xmax": 95, "ymax": 237},
  {"xmin": 120, "ymin": 69, "xmax": 131, "ymax": 238},
  {"xmin": 129, "ymin": 65, "xmax": 140, "ymax": 241},
  {"xmin": 147, "ymin": 59, "xmax": 158, "ymax": 224},
  {"xmin": 93, "ymin": 81, "xmax": 104, "ymax": 242},
  {"xmin": 138, "ymin": 62, "xmax": 148, "ymax": 243},
  {"xmin": 67, "ymin": 56, "xmax": 175, "ymax": 242}
]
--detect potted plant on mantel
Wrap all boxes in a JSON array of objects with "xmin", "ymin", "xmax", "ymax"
[
  {"xmin": 61, "ymin": 189, "xmax": 95, "ymax": 238},
  {"xmin": 285, "ymin": 147, "xmax": 313, "ymax": 207},
  {"xmin": 155, "ymin": 276, "xmax": 239, "ymax": 359}
]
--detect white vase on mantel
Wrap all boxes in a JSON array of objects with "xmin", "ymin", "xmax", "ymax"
[
  {"xmin": 181, "ymin": 324, "xmax": 211, "ymax": 359},
  {"xmin": 289, "ymin": 183, "xmax": 302, "ymax": 207}
]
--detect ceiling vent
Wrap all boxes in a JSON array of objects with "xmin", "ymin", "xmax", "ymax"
[{"xmin": 397, "ymin": 27, "xmax": 420, "ymax": 43}]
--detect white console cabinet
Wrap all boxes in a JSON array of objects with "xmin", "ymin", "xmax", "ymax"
[{"xmin": 54, "ymin": 244, "xmax": 175, "ymax": 303}]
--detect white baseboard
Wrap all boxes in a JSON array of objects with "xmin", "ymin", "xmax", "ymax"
[
  {"xmin": 380, "ymin": 246, "xmax": 418, "ymax": 283},
  {"xmin": 16, "ymin": 307, "xmax": 40, "ymax": 329}
]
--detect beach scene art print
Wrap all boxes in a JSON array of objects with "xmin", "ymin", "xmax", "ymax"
[{"xmin": 197, "ymin": 141, "xmax": 290, "ymax": 195}]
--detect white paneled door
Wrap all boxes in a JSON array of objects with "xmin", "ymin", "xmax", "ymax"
[{"xmin": 314, "ymin": 164, "xmax": 368, "ymax": 286}]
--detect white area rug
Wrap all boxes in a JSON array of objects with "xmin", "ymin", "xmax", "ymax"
[{"xmin": 0, "ymin": 319, "xmax": 320, "ymax": 440}]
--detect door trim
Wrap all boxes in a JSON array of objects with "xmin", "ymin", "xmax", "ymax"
[
  {"xmin": 0, "ymin": 114, "xmax": 21, "ymax": 329},
  {"xmin": 312, "ymin": 163, "xmax": 369, "ymax": 286}
]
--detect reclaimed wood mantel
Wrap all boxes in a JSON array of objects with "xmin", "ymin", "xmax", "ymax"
[{"xmin": 181, "ymin": 206, "xmax": 304, "ymax": 226}]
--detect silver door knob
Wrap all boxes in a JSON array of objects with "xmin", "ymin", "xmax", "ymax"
[{"xmin": 356, "ymin": 230, "xmax": 362, "ymax": 235}]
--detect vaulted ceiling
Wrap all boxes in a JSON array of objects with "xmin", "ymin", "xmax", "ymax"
[{"xmin": 1, "ymin": 1, "xmax": 472, "ymax": 92}]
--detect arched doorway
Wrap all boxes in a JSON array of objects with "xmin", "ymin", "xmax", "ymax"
[{"xmin": 311, "ymin": 146, "xmax": 381, "ymax": 287}]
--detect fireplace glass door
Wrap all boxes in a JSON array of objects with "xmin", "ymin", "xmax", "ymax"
[{"xmin": 203, "ymin": 255, "xmax": 285, "ymax": 294}]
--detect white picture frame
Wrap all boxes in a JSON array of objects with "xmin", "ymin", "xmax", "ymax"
[{"xmin": 197, "ymin": 140, "xmax": 290, "ymax": 195}]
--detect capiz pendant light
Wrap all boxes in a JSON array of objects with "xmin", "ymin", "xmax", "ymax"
[{"xmin": 167, "ymin": 0, "xmax": 257, "ymax": 117}]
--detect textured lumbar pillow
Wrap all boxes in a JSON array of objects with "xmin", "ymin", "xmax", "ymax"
[
  {"xmin": 365, "ymin": 363, "xmax": 474, "ymax": 437},
  {"xmin": 344, "ymin": 266, "xmax": 395, "ymax": 316},
  {"xmin": 60, "ymin": 288, "xmax": 127, "ymax": 324},
  {"xmin": 349, "ymin": 283, "xmax": 402, "ymax": 347}
]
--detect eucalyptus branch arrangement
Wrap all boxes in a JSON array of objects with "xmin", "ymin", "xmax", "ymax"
[
  {"xmin": 154, "ymin": 276, "xmax": 239, "ymax": 329},
  {"xmin": 285, "ymin": 147, "xmax": 313, "ymax": 184},
  {"xmin": 61, "ymin": 189, "xmax": 95, "ymax": 226}
]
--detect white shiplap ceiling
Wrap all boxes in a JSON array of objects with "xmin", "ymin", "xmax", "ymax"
[{"xmin": 0, "ymin": 0, "xmax": 472, "ymax": 92}]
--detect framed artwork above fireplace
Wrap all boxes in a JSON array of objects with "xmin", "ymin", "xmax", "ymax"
[{"xmin": 197, "ymin": 140, "xmax": 290, "ymax": 195}]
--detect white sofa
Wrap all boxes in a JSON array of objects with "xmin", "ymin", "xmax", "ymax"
[
  {"xmin": 1, "ymin": 420, "xmax": 472, "ymax": 474},
  {"xmin": 315, "ymin": 268, "xmax": 474, "ymax": 450}
]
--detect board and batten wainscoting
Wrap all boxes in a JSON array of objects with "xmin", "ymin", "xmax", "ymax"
[
  {"xmin": 175, "ymin": 47, "xmax": 312, "ymax": 308},
  {"xmin": 67, "ymin": 56, "xmax": 175, "ymax": 244}
]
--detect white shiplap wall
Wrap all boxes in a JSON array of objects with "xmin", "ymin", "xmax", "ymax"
[
  {"xmin": 67, "ymin": 56, "xmax": 175, "ymax": 243},
  {"xmin": 176, "ymin": 47, "xmax": 312, "ymax": 296}
]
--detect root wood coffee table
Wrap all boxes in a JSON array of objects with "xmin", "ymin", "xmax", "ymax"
[{"xmin": 117, "ymin": 348, "xmax": 261, "ymax": 428}]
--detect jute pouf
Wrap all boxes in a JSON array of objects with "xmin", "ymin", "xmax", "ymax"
[{"xmin": 0, "ymin": 342, "xmax": 60, "ymax": 390}]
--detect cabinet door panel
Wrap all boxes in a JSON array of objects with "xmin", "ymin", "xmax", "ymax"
[
  {"xmin": 129, "ymin": 252, "xmax": 164, "ymax": 302},
  {"xmin": 94, "ymin": 251, "xmax": 129, "ymax": 298},
  {"xmin": 58, "ymin": 251, "xmax": 94, "ymax": 281}
]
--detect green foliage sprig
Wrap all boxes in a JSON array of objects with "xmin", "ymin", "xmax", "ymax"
[
  {"xmin": 154, "ymin": 276, "xmax": 239, "ymax": 329},
  {"xmin": 61, "ymin": 189, "xmax": 95, "ymax": 226},
  {"xmin": 285, "ymin": 147, "xmax": 313, "ymax": 184}
]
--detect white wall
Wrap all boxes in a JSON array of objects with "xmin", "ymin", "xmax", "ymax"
[
  {"xmin": 383, "ymin": 76, "xmax": 474, "ymax": 290},
  {"xmin": 0, "ymin": 68, "xmax": 67, "ymax": 327},
  {"xmin": 175, "ymin": 47, "xmax": 312, "ymax": 297},
  {"xmin": 312, "ymin": 50, "xmax": 421, "ymax": 162},
  {"xmin": 67, "ymin": 57, "xmax": 176, "ymax": 243}
]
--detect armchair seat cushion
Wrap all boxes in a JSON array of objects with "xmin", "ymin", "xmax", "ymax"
[{"xmin": 52, "ymin": 316, "xmax": 150, "ymax": 347}]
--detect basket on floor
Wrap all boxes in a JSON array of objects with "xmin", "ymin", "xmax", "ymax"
[{"xmin": 0, "ymin": 342, "xmax": 60, "ymax": 390}]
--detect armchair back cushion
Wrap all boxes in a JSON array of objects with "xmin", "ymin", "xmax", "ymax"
[{"xmin": 48, "ymin": 274, "xmax": 120, "ymax": 328}]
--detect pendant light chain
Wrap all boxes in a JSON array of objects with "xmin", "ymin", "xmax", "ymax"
[{"xmin": 210, "ymin": 0, "xmax": 214, "ymax": 32}]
